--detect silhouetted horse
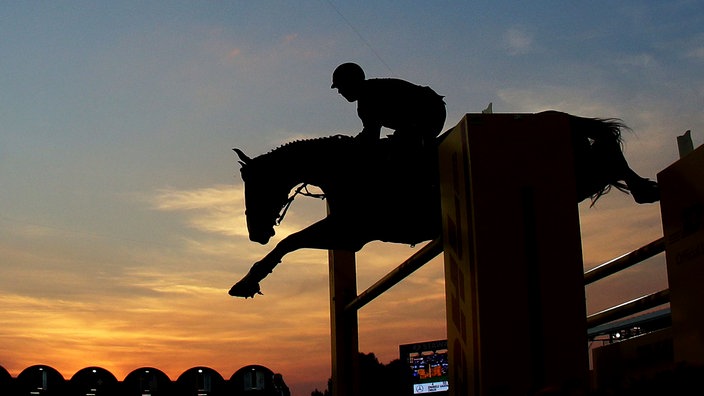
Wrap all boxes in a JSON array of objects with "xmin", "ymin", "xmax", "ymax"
[{"xmin": 229, "ymin": 111, "xmax": 659, "ymax": 298}]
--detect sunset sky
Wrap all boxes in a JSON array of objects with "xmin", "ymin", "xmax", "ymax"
[{"xmin": 1, "ymin": 1, "xmax": 703, "ymax": 395}]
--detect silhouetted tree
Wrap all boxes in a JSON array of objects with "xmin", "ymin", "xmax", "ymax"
[
  {"xmin": 310, "ymin": 378, "xmax": 332, "ymax": 396},
  {"xmin": 310, "ymin": 352, "xmax": 411, "ymax": 396}
]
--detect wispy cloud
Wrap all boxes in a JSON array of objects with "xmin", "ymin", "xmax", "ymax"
[
  {"xmin": 496, "ymin": 85, "xmax": 617, "ymax": 116},
  {"xmin": 148, "ymin": 185, "xmax": 248, "ymax": 237},
  {"xmin": 150, "ymin": 185, "xmax": 243, "ymax": 211},
  {"xmin": 504, "ymin": 27, "xmax": 535, "ymax": 55},
  {"xmin": 146, "ymin": 184, "xmax": 309, "ymax": 240},
  {"xmin": 686, "ymin": 46, "xmax": 704, "ymax": 61},
  {"xmin": 226, "ymin": 48, "xmax": 241, "ymax": 61},
  {"xmin": 614, "ymin": 53, "xmax": 657, "ymax": 69}
]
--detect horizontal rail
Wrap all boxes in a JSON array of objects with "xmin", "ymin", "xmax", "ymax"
[
  {"xmin": 584, "ymin": 237, "xmax": 665, "ymax": 285},
  {"xmin": 345, "ymin": 238, "xmax": 443, "ymax": 312},
  {"xmin": 344, "ymin": 235, "xmax": 667, "ymax": 328},
  {"xmin": 586, "ymin": 289, "xmax": 670, "ymax": 329}
]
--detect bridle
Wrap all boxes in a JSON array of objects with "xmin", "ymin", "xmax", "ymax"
[{"xmin": 275, "ymin": 183, "xmax": 325, "ymax": 225}]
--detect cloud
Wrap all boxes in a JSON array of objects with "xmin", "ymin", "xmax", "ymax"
[
  {"xmin": 150, "ymin": 185, "xmax": 243, "ymax": 211},
  {"xmin": 496, "ymin": 85, "xmax": 617, "ymax": 116},
  {"xmin": 147, "ymin": 183, "xmax": 325, "ymax": 240},
  {"xmin": 504, "ymin": 27, "xmax": 534, "ymax": 55},
  {"xmin": 614, "ymin": 53, "xmax": 657, "ymax": 69},
  {"xmin": 283, "ymin": 33, "xmax": 298, "ymax": 45},
  {"xmin": 226, "ymin": 48, "xmax": 241, "ymax": 61},
  {"xmin": 148, "ymin": 185, "xmax": 249, "ymax": 237},
  {"xmin": 686, "ymin": 46, "xmax": 704, "ymax": 61},
  {"xmin": 678, "ymin": 33, "xmax": 704, "ymax": 62}
]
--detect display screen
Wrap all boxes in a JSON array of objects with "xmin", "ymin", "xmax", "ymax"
[{"xmin": 399, "ymin": 340, "xmax": 449, "ymax": 394}]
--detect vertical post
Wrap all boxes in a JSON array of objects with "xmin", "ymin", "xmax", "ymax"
[
  {"xmin": 676, "ymin": 130, "xmax": 694, "ymax": 158},
  {"xmin": 658, "ymin": 143, "xmax": 704, "ymax": 367},
  {"xmin": 438, "ymin": 112, "xmax": 589, "ymax": 396},
  {"xmin": 329, "ymin": 248, "xmax": 359, "ymax": 396}
]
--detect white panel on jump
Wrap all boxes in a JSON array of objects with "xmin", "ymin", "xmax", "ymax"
[{"xmin": 438, "ymin": 113, "xmax": 588, "ymax": 396}]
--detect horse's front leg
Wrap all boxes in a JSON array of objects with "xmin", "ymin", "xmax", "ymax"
[{"xmin": 229, "ymin": 216, "xmax": 366, "ymax": 298}]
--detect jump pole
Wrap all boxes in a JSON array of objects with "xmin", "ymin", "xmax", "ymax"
[
  {"xmin": 328, "ymin": 202, "xmax": 360, "ymax": 396},
  {"xmin": 438, "ymin": 113, "xmax": 589, "ymax": 395}
]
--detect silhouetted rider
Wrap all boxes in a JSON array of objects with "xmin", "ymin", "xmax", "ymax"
[{"xmin": 331, "ymin": 62, "xmax": 446, "ymax": 151}]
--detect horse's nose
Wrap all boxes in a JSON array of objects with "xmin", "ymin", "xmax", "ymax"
[
  {"xmin": 250, "ymin": 228, "xmax": 274, "ymax": 244},
  {"xmin": 250, "ymin": 234, "xmax": 270, "ymax": 244}
]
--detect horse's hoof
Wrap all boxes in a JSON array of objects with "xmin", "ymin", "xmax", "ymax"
[
  {"xmin": 629, "ymin": 178, "xmax": 660, "ymax": 204},
  {"xmin": 229, "ymin": 280, "xmax": 263, "ymax": 299}
]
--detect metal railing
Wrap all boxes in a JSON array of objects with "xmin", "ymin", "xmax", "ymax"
[
  {"xmin": 584, "ymin": 237, "xmax": 669, "ymax": 330},
  {"xmin": 343, "ymin": 234, "xmax": 670, "ymax": 330},
  {"xmin": 344, "ymin": 238, "xmax": 443, "ymax": 313},
  {"xmin": 584, "ymin": 237, "xmax": 665, "ymax": 285}
]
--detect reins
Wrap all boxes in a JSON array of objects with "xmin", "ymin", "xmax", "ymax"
[{"xmin": 276, "ymin": 183, "xmax": 325, "ymax": 225}]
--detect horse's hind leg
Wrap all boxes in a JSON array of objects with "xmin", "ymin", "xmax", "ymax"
[
  {"xmin": 592, "ymin": 139, "xmax": 659, "ymax": 203},
  {"xmin": 229, "ymin": 217, "xmax": 367, "ymax": 298},
  {"xmin": 573, "ymin": 115, "xmax": 659, "ymax": 204},
  {"xmin": 624, "ymin": 170, "xmax": 659, "ymax": 204}
]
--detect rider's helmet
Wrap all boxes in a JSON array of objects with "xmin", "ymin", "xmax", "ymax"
[{"xmin": 331, "ymin": 62, "xmax": 365, "ymax": 89}]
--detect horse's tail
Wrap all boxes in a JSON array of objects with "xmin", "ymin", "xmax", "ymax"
[
  {"xmin": 569, "ymin": 115, "xmax": 631, "ymax": 204},
  {"xmin": 570, "ymin": 115, "xmax": 627, "ymax": 146}
]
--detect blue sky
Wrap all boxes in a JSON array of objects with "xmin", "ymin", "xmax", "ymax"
[{"xmin": 1, "ymin": 2, "xmax": 703, "ymax": 395}]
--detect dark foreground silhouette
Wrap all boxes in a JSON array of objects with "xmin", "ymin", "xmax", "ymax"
[
  {"xmin": 307, "ymin": 355, "xmax": 704, "ymax": 396},
  {"xmin": 229, "ymin": 111, "xmax": 659, "ymax": 298},
  {"xmin": 1, "ymin": 364, "xmax": 289, "ymax": 396},
  {"xmin": 310, "ymin": 352, "xmax": 410, "ymax": 396}
]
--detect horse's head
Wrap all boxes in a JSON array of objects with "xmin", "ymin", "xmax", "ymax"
[{"xmin": 234, "ymin": 148, "xmax": 291, "ymax": 245}]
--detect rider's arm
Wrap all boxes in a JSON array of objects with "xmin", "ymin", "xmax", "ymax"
[{"xmin": 355, "ymin": 102, "xmax": 382, "ymax": 142}]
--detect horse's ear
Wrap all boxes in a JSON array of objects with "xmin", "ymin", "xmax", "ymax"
[{"xmin": 233, "ymin": 148, "xmax": 252, "ymax": 165}]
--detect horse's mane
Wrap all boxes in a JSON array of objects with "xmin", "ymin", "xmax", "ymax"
[{"xmin": 257, "ymin": 134, "xmax": 357, "ymax": 163}]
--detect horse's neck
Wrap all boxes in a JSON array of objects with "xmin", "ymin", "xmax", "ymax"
[{"xmin": 263, "ymin": 136, "xmax": 349, "ymax": 190}]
